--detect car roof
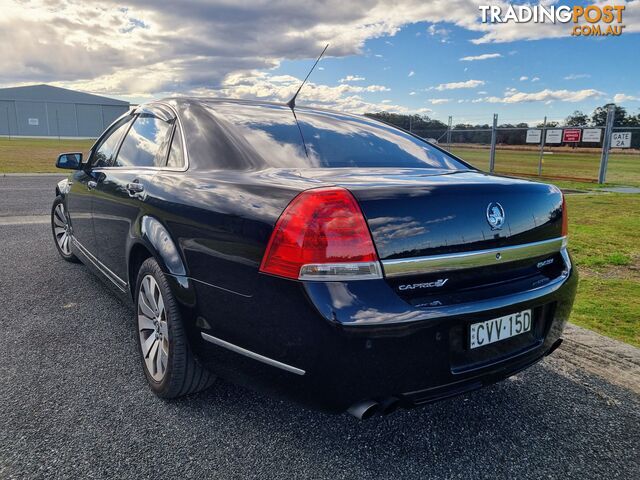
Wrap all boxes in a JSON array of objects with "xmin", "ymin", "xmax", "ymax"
[{"xmin": 156, "ymin": 97, "xmax": 368, "ymax": 123}]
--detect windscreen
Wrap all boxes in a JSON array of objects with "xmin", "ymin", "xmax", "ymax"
[{"xmin": 198, "ymin": 102, "xmax": 468, "ymax": 171}]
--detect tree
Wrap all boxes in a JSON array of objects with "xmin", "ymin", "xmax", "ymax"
[
  {"xmin": 591, "ymin": 103, "xmax": 628, "ymax": 127},
  {"xmin": 565, "ymin": 110, "xmax": 589, "ymax": 126}
]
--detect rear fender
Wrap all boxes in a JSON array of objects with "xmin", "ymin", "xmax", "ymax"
[{"xmin": 133, "ymin": 215, "xmax": 187, "ymax": 278}]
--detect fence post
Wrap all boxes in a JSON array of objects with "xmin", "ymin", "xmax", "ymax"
[
  {"xmin": 446, "ymin": 116, "xmax": 452, "ymax": 151},
  {"xmin": 598, "ymin": 104, "xmax": 615, "ymax": 184},
  {"xmin": 489, "ymin": 113, "xmax": 498, "ymax": 173},
  {"xmin": 537, "ymin": 116, "xmax": 547, "ymax": 176}
]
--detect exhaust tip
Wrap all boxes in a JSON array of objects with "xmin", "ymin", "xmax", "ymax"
[
  {"xmin": 378, "ymin": 397, "xmax": 400, "ymax": 416},
  {"xmin": 347, "ymin": 400, "xmax": 379, "ymax": 420},
  {"xmin": 546, "ymin": 338, "xmax": 563, "ymax": 356}
]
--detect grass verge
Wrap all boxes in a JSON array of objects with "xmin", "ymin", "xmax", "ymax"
[
  {"xmin": 1, "ymin": 137, "xmax": 94, "ymax": 173},
  {"xmin": 566, "ymin": 193, "xmax": 640, "ymax": 346}
]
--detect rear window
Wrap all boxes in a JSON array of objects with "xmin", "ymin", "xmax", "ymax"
[
  {"xmin": 200, "ymin": 103, "xmax": 468, "ymax": 171},
  {"xmin": 297, "ymin": 111, "xmax": 466, "ymax": 170}
]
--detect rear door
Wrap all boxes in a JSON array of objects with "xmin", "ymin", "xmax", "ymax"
[
  {"xmin": 91, "ymin": 106, "xmax": 177, "ymax": 284},
  {"xmin": 67, "ymin": 115, "xmax": 133, "ymax": 257}
]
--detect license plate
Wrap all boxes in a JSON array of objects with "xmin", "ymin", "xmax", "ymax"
[{"xmin": 469, "ymin": 309, "xmax": 532, "ymax": 349}]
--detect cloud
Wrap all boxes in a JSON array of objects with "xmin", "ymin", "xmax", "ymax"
[
  {"xmin": 459, "ymin": 53, "xmax": 502, "ymax": 61},
  {"xmin": 427, "ymin": 24, "xmax": 451, "ymax": 43},
  {"xmin": 339, "ymin": 75, "xmax": 365, "ymax": 83},
  {"xmin": 519, "ymin": 76, "xmax": 529, "ymax": 81},
  {"xmin": 531, "ymin": 76, "xmax": 540, "ymax": 82},
  {"xmin": 409, "ymin": 91, "xmax": 417, "ymax": 95},
  {"xmin": 408, "ymin": 70, "xmax": 415, "ymax": 77},
  {"xmin": 434, "ymin": 79, "xmax": 485, "ymax": 90},
  {"xmin": 613, "ymin": 93, "xmax": 640, "ymax": 103},
  {"xmin": 428, "ymin": 98, "xmax": 451, "ymax": 104},
  {"xmin": 564, "ymin": 73, "xmax": 591, "ymax": 80},
  {"xmin": 474, "ymin": 88, "xmax": 605, "ymax": 104},
  {"xmin": 215, "ymin": 71, "xmax": 403, "ymax": 113},
  {"xmin": 0, "ymin": 0, "xmax": 635, "ymax": 102}
]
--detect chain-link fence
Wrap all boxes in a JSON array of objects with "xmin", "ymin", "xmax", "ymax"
[{"xmin": 422, "ymin": 105, "xmax": 639, "ymax": 186}]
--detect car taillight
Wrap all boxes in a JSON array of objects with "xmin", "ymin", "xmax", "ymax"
[
  {"xmin": 561, "ymin": 195, "xmax": 568, "ymax": 238},
  {"xmin": 259, "ymin": 187, "xmax": 382, "ymax": 281}
]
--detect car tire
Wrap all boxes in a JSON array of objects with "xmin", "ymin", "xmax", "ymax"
[
  {"xmin": 51, "ymin": 196, "xmax": 80, "ymax": 263},
  {"xmin": 135, "ymin": 257, "xmax": 216, "ymax": 398}
]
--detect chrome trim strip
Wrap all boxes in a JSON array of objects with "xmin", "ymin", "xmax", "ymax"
[
  {"xmin": 71, "ymin": 236, "xmax": 128, "ymax": 292},
  {"xmin": 201, "ymin": 333, "xmax": 306, "ymax": 376},
  {"xmin": 382, "ymin": 237, "xmax": 566, "ymax": 277}
]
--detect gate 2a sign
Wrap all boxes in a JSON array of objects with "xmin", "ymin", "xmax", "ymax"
[
  {"xmin": 562, "ymin": 128, "xmax": 582, "ymax": 143},
  {"xmin": 611, "ymin": 132, "xmax": 632, "ymax": 148}
]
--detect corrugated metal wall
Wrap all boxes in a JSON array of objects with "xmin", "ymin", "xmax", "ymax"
[{"xmin": 0, "ymin": 100, "xmax": 129, "ymax": 138}]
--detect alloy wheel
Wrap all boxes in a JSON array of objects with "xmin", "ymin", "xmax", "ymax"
[
  {"xmin": 138, "ymin": 275, "xmax": 169, "ymax": 382},
  {"xmin": 53, "ymin": 203, "xmax": 72, "ymax": 255}
]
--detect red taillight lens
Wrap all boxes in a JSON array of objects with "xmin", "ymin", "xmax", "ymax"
[
  {"xmin": 259, "ymin": 187, "xmax": 381, "ymax": 280},
  {"xmin": 561, "ymin": 195, "xmax": 568, "ymax": 237}
]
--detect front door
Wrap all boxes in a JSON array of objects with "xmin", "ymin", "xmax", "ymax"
[{"xmin": 67, "ymin": 115, "xmax": 133, "ymax": 256}]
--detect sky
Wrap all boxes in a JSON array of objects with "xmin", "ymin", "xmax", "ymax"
[{"xmin": 0, "ymin": 0, "xmax": 639, "ymax": 125}]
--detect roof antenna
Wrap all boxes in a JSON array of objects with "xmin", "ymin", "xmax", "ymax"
[{"xmin": 287, "ymin": 44, "xmax": 329, "ymax": 110}]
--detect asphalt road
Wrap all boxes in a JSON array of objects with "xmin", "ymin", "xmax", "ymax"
[{"xmin": 1, "ymin": 175, "xmax": 639, "ymax": 479}]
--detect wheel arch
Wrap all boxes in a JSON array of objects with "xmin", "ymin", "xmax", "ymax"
[{"xmin": 127, "ymin": 215, "xmax": 187, "ymax": 300}]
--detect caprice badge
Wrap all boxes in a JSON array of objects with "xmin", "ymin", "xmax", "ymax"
[
  {"xmin": 486, "ymin": 202, "xmax": 505, "ymax": 230},
  {"xmin": 398, "ymin": 279, "xmax": 448, "ymax": 291}
]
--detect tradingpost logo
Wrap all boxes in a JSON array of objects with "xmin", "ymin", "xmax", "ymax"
[{"xmin": 479, "ymin": 4, "xmax": 626, "ymax": 37}]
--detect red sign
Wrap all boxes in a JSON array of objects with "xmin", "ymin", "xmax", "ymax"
[{"xmin": 562, "ymin": 128, "xmax": 582, "ymax": 142}]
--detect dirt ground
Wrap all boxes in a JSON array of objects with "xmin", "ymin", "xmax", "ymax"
[{"xmin": 551, "ymin": 323, "xmax": 640, "ymax": 398}]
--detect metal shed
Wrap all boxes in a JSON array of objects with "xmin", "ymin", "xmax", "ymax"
[{"xmin": 0, "ymin": 84, "xmax": 130, "ymax": 138}]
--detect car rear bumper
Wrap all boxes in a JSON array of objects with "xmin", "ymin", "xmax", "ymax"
[{"xmin": 171, "ymin": 256, "xmax": 577, "ymax": 413}]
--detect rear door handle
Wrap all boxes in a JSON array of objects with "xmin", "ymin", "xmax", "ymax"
[
  {"xmin": 87, "ymin": 180, "xmax": 97, "ymax": 190},
  {"xmin": 126, "ymin": 182, "xmax": 145, "ymax": 196}
]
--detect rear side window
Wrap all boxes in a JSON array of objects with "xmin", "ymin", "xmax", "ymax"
[
  {"xmin": 115, "ymin": 113, "xmax": 174, "ymax": 168},
  {"xmin": 166, "ymin": 126, "xmax": 184, "ymax": 168},
  {"xmin": 91, "ymin": 117, "xmax": 133, "ymax": 168}
]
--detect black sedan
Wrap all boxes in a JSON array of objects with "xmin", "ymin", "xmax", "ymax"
[{"xmin": 52, "ymin": 99, "xmax": 577, "ymax": 419}]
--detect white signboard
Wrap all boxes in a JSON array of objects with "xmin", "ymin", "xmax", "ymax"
[
  {"xmin": 526, "ymin": 129, "xmax": 541, "ymax": 143},
  {"xmin": 545, "ymin": 129, "xmax": 563, "ymax": 144},
  {"xmin": 28, "ymin": 118, "xmax": 39, "ymax": 126},
  {"xmin": 582, "ymin": 128, "xmax": 602, "ymax": 143},
  {"xmin": 611, "ymin": 132, "xmax": 632, "ymax": 148}
]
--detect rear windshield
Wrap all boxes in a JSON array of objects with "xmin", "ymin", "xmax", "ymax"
[
  {"xmin": 198, "ymin": 102, "xmax": 468, "ymax": 170},
  {"xmin": 297, "ymin": 111, "xmax": 466, "ymax": 170}
]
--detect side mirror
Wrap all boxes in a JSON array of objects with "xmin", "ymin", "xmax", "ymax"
[{"xmin": 56, "ymin": 152, "xmax": 83, "ymax": 170}]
